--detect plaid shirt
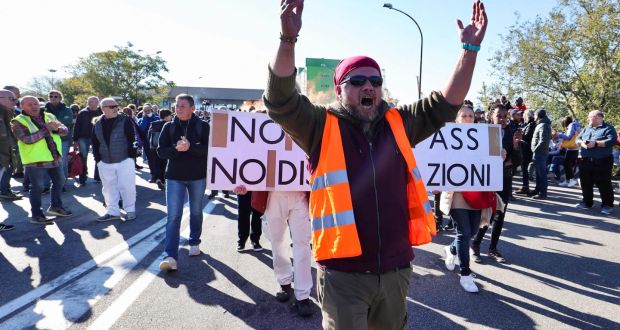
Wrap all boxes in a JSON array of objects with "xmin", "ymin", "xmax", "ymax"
[{"xmin": 11, "ymin": 114, "xmax": 67, "ymax": 168}]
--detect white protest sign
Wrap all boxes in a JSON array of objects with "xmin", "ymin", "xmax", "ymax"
[
  {"xmin": 207, "ymin": 110, "xmax": 503, "ymax": 192},
  {"xmin": 207, "ymin": 110, "xmax": 310, "ymax": 191},
  {"xmin": 414, "ymin": 123, "xmax": 504, "ymax": 191}
]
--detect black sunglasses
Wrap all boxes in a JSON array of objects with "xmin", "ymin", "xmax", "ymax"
[
  {"xmin": 103, "ymin": 105, "xmax": 119, "ymax": 109},
  {"xmin": 49, "ymin": 95, "xmax": 60, "ymax": 99},
  {"xmin": 340, "ymin": 75, "xmax": 383, "ymax": 87}
]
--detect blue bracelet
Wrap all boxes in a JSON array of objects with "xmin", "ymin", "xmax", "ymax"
[{"xmin": 462, "ymin": 43, "xmax": 481, "ymax": 52}]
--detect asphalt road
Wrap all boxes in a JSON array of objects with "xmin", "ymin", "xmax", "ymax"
[{"xmin": 0, "ymin": 157, "xmax": 619, "ymax": 329}]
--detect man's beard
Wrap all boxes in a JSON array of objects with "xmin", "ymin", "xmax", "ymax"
[{"xmin": 345, "ymin": 104, "xmax": 379, "ymax": 122}]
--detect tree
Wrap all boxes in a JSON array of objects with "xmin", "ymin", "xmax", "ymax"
[
  {"xmin": 67, "ymin": 42, "xmax": 174, "ymax": 105},
  {"xmin": 490, "ymin": 0, "xmax": 620, "ymax": 126}
]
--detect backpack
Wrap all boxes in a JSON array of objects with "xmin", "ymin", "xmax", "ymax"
[{"xmin": 149, "ymin": 123, "xmax": 162, "ymax": 149}]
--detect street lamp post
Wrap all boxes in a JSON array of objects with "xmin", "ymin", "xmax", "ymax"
[
  {"xmin": 48, "ymin": 69, "xmax": 57, "ymax": 90},
  {"xmin": 383, "ymin": 3, "xmax": 423, "ymax": 99}
]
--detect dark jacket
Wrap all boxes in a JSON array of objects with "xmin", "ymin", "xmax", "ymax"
[
  {"xmin": 157, "ymin": 114, "xmax": 209, "ymax": 181},
  {"xmin": 0, "ymin": 106, "xmax": 13, "ymax": 167},
  {"xmin": 73, "ymin": 107, "xmax": 102, "ymax": 141},
  {"xmin": 45, "ymin": 102, "xmax": 73, "ymax": 141},
  {"xmin": 532, "ymin": 116, "xmax": 552, "ymax": 155},
  {"xmin": 148, "ymin": 120, "xmax": 166, "ymax": 149},
  {"xmin": 92, "ymin": 114, "xmax": 137, "ymax": 163},
  {"xmin": 522, "ymin": 118, "xmax": 536, "ymax": 145},
  {"xmin": 502, "ymin": 124, "xmax": 521, "ymax": 173},
  {"xmin": 264, "ymin": 67, "xmax": 460, "ymax": 273}
]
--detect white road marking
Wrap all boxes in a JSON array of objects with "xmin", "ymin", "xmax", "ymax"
[
  {"xmin": 0, "ymin": 216, "xmax": 166, "ymax": 322},
  {"xmin": 89, "ymin": 201, "xmax": 220, "ymax": 330},
  {"xmin": 0, "ymin": 200, "xmax": 218, "ymax": 328}
]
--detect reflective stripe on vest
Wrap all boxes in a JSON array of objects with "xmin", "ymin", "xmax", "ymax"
[
  {"xmin": 13, "ymin": 113, "xmax": 62, "ymax": 165},
  {"xmin": 384, "ymin": 109, "xmax": 436, "ymax": 245},
  {"xmin": 309, "ymin": 109, "xmax": 437, "ymax": 262},
  {"xmin": 309, "ymin": 112, "xmax": 362, "ymax": 261}
]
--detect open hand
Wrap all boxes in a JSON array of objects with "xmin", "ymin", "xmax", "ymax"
[
  {"xmin": 457, "ymin": 1, "xmax": 487, "ymax": 46},
  {"xmin": 280, "ymin": 0, "xmax": 304, "ymax": 38}
]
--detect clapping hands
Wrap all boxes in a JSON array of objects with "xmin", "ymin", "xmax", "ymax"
[{"xmin": 175, "ymin": 136, "xmax": 190, "ymax": 152}]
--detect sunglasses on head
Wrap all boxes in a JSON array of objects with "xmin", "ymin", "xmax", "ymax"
[{"xmin": 340, "ymin": 75, "xmax": 383, "ymax": 87}]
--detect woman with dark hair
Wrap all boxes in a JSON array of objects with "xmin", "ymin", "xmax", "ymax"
[{"xmin": 557, "ymin": 116, "xmax": 580, "ymax": 187}]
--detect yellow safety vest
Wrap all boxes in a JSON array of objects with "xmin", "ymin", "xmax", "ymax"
[{"xmin": 13, "ymin": 113, "xmax": 62, "ymax": 165}]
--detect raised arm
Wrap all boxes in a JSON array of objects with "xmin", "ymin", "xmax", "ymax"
[
  {"xmin": 270, "ymin": 0, "xmax": 304, "ymax": 77},
  {"xmin": 441, "ymin": 1, "xmax": 488, "ymax": 105}
]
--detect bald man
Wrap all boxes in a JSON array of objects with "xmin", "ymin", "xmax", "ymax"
[
  {"xmin": 11, "ymin": 96, "xmax": 73, "ymax": 224},
  {"xmin": 575, "ymin": 110, "xmax": 617, "ymax": 215}
]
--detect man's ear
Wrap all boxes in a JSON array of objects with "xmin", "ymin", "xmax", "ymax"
[{"xmin": 335, "ymin": 85, "xmax": 342, "ymax": 101}]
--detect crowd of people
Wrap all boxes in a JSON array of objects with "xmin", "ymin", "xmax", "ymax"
[{"xmin": 0, "ymin": 0, "xmax": 617, "ymax": 328}]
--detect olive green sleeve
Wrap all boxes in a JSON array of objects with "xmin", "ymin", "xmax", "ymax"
[
  {"xmin": 263, "ymin": 66, "xmax": 327, "ymax": 156},
  {"xmin": 399, "ymin": 91, "xmax": 461, "ymax": 146}
]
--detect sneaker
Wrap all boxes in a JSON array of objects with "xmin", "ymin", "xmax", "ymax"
[
  {"xmin": 443, "ymin": 222, "xmax": 455, "ymax": 231},
  {"xmin": 567, "ymin": 179, "xmax": 578, "ymax": 187},
  {"xmin": 0, "ymin": 190, "xmax": 22, "ymax": 200},
  {"xmin": 156, "ymin": 179, "xmax": 165, "ymax": 190},
  {"xmin": 159, "ymin": 257, "xmax": 177, "ymax": 271},
  {"xmin": 125, "ymin": 212, "xmax": 136, "ymax": 221},
  {"xmin": 12, "ymin": 172, "xmax": 24, "ymax": 178},
  {"xmin": 514, "ymin": 189, "xmax": 529, "ymax": 195},
  {"xmin": 97, "ymin": 214, "xmax": 121, "ymax": 222},
  {"xmin": 30, "ymin": 215, "xmax": 52, "ymax": 225},
  {"xmin": 575, "ymin": 202, "xmax": 592, "ymax": 210},
  {"xmin": 444, "ymin": 246, "xmax": 456, "ymax": 271},
  {"xmin": 77, "ymin": 181, "xmax": 87, "ymax": 187},
  {"xmin": 252, "ymin": 241, "xmax": 263, "ymax": 252},
  {"xmin": 46, "ymin": 206, "xmax": 72, "ymax": 217},
  {"xmin": 531, "ymin": 194, "xmax": 547, "ymax": 200},
  {"xmin": 488, "ymin": 249, "xmax": 506, "ymax": 263},
  {"xmin": 189, "ymin": 245, "xmax": 201, "ymax": 256},
  {"xmin": 558, "ymin": 181, "xmax": 569, "ymax": 187},
  {"xmin": 237, "ymin": 242, "xmax": 245, "ymax": 252},
  {"xmin": 601, "ymin": 207, "xmax": 613, "ymax": 215},
  {"xmin": 275, "ymin": 284, "xmax": 293, "ymax": 302},
  {"xmin": 294, "ymin": 298, "xmax": 314, "ymax": 317},
  {"xmin": 0, "ymin": 224, "xmax": 15, "ymax": 231},
  {"xmin": 470, "ymin": 244, "xmax": 482, "ymax": 264},
  {"xmin": 459, "ymin": 274, "xmax": 479, "ymax": 293},
  {"xmin": 148, "ymin": 178, "xmax": 156, "ymax": 183},
  {"xmin": 208, "ymin": 192, "xmax": 217, "ymax": 199}
]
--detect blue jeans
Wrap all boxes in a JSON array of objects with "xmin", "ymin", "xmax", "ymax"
[
  {"xmin": 0, "ymin": 164, "xmax": 12, "ymax": 192},
  {"xmin": 164, "ymin": 178, "xmax": 206, "ymax": 259},
  {"xmin": 26, "ymin": 166, "xmax": 65, "ymax": 217},
  {"xmin": 549, "ymin": 155, "xmax": 565, "ymax": 179},
  {"xmin": 77, "ymin": 138, "xmax": 99, "ymax": 182},
  {"xmin": 533, "ymin": 153, "xmax": 548, "ymax": 196},
  {"xmin": 61, "ymin": 140, "xmax": 71, "ymax": 179},
  {"xmin": 450, "ymin": 208, "xmax": 481, "ymax": 276}
]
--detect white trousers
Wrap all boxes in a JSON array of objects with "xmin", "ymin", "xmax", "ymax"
[
  {"xmin": 98, "ymin": 158, "xmax": 136, "ymax": 216},
  {"xmin": 264, "ymin": 191, "xmax": 313, "ymax": 300}
]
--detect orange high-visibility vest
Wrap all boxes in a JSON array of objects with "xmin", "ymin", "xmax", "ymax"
[{"xmin": 309, "ymin": 109, "xmax": 436, "ymax": 262}]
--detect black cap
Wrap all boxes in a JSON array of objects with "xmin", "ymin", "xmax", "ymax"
[{"xmin": 535, "ymin": 109, "xmax": 546, "ymax": 118}]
